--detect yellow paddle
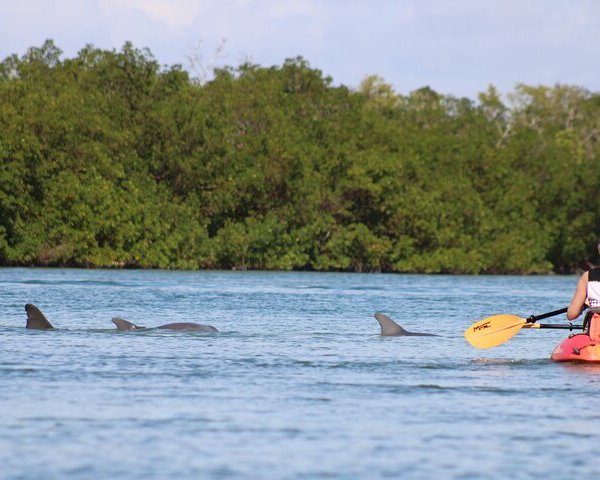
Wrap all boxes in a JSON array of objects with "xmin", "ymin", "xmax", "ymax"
[{"xmin": 464, "ymin": 307, "xmax": 568, "ymax": 349}]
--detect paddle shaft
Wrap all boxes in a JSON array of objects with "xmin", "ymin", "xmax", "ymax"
[
  {"xmin": 527, "ymin": 307, "xmax": 568, "ymax": 323},
  {"xmin": 536, "ymin": 323, "xmax": 583, "ymax": 330}
]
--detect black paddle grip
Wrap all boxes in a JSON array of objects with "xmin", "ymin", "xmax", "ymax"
[{"xmin": 527, "ymin": 307, "xmax": 569, "ymax": 323}]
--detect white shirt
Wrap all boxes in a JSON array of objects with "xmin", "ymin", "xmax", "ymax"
[{"xmin": 588, "ymin": 268, "xmax": 600, "ymax": 308}]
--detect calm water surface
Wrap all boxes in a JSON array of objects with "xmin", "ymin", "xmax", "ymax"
[{"xmin": 1, "ymin": 268, "xmax": 599, "ymax": 479}]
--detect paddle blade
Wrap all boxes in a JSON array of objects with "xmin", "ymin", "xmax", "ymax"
[{"xmin": 464, "ymin": 314, "xmax": 527, "ymax": 349}]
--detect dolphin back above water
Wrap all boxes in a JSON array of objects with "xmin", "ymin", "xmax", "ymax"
[
  {"xmin": 112, "ymin": 317, "xmax": 218, "ymax": 332},
  {"xmin": 25, "ymin": 304, "xmax": 54, "ymax": 330},
  {"xmin": 22, "ymin": 303, "xmax": 217, "ymax": 332},
  {"xmin": 374, "ymin": 312, "xmax": 438, "ymax": 337}
]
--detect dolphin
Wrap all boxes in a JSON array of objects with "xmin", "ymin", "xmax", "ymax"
[
  {"xmin": 23, "ymin": 304, "xmax": 218, "ymax": 333},
  {"xmin": 25, "ymin": 304, "xmax": 55, "ymax": 330},
  {"xmin": 374, "ymin": 312, "xmax": 438, "ymax": 337},
  {"xmin": 112, "ymin": 317, "xmax": 218, "ymax": 332}
]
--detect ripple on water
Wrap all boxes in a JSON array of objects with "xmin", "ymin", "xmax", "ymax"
[{"xmin": 0, "ymin": 269, "xmax": 592, "ymax": 479}]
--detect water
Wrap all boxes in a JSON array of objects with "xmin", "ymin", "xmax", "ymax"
[{"xmin": 1, "ymin": 268, "xmax": 599, "ymax": 479}]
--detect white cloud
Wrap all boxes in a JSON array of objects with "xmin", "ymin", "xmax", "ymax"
[
  {"xmin": 104, "ymin": 0, "xmax": 206, "ymax": 30},
  {"xmin": 1, "ymin": 0, "xmax": 599, "ymax": 98},
  {"xmin": 269, "ymin": 0, "xmax": 319, "ymax": 19}
]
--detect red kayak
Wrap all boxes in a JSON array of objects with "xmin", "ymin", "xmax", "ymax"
[{"xmin": 551, "ymin": 311, "xmax": 600, "ymax": 362}]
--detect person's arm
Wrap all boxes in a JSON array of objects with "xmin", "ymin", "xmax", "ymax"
[{"xmin": 567, "ymin": 272, "xmax": 589, "ymax": 320}]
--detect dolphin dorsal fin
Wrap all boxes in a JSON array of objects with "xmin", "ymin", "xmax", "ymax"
[
  {"xmin": 112, "ymin": 317, "xmax": 143, "ymax": 331},
  {"xmin": 25, "ymin": 304, "xmax": 54, "ymax": 330},
  {"xmin": 374, "ymin": 312, "xmax": 406, "ymax": 336}
]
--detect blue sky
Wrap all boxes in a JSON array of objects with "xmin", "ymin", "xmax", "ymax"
[{"xmin": 1, "ymin": 0, "xmax": 598, "ymax": 99}]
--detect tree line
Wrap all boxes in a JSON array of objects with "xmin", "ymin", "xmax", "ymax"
[{"xmin": 1, "ymin": 40, "xmax": 599, "ymax": 273}]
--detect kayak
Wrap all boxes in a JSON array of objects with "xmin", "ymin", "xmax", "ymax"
[
  {"xmin": 551, "ymin": 311, "xmax": 600, "ymax": 362},
  {"xmin": 550, "ymin": 334, "xmax": 600, "ymax": 362}
]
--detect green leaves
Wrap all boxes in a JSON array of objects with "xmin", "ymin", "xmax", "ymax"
[{"xmin": 1, "ymin": 41, "xmax": 599, "ymax": 272}]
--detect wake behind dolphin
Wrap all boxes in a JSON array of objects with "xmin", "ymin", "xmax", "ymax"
[{"xmin": 374, "ymin": 312, "xmax": 438, "ymax": 337}]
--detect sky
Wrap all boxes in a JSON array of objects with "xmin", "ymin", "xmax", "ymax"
[{"xmin": 1, "ymin": 0, "xmax": 599, "ymax": 99}]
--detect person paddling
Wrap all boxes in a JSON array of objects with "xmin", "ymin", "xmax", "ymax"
[{"xmin": 567, "ymin": 238, "xmax": 600, "ymax": 320}]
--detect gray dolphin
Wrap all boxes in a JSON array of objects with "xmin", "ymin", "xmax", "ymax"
[
  {"xmin": 25, "ymin": 304, "xmax": 55, "ymax": 330},
  {"xmin": 23, "ymin": 304, "xmax": 218, "ymax": 333},
  {"xmin": 374, "ymin": 312, "xmax": 438, "ymax": 337},
  {"xmin": 112, "ymin": 317, "xmax": 218, "ymax": 332}
]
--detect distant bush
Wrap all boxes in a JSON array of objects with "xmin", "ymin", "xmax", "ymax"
[{"xmin": 1, "ymin": 41, "xmax": 599, "ymax": 273}]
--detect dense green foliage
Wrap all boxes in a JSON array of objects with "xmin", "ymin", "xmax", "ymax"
[{"xmin": 1, "ymin": 40, "xmax": 599, "ymax": 273}]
